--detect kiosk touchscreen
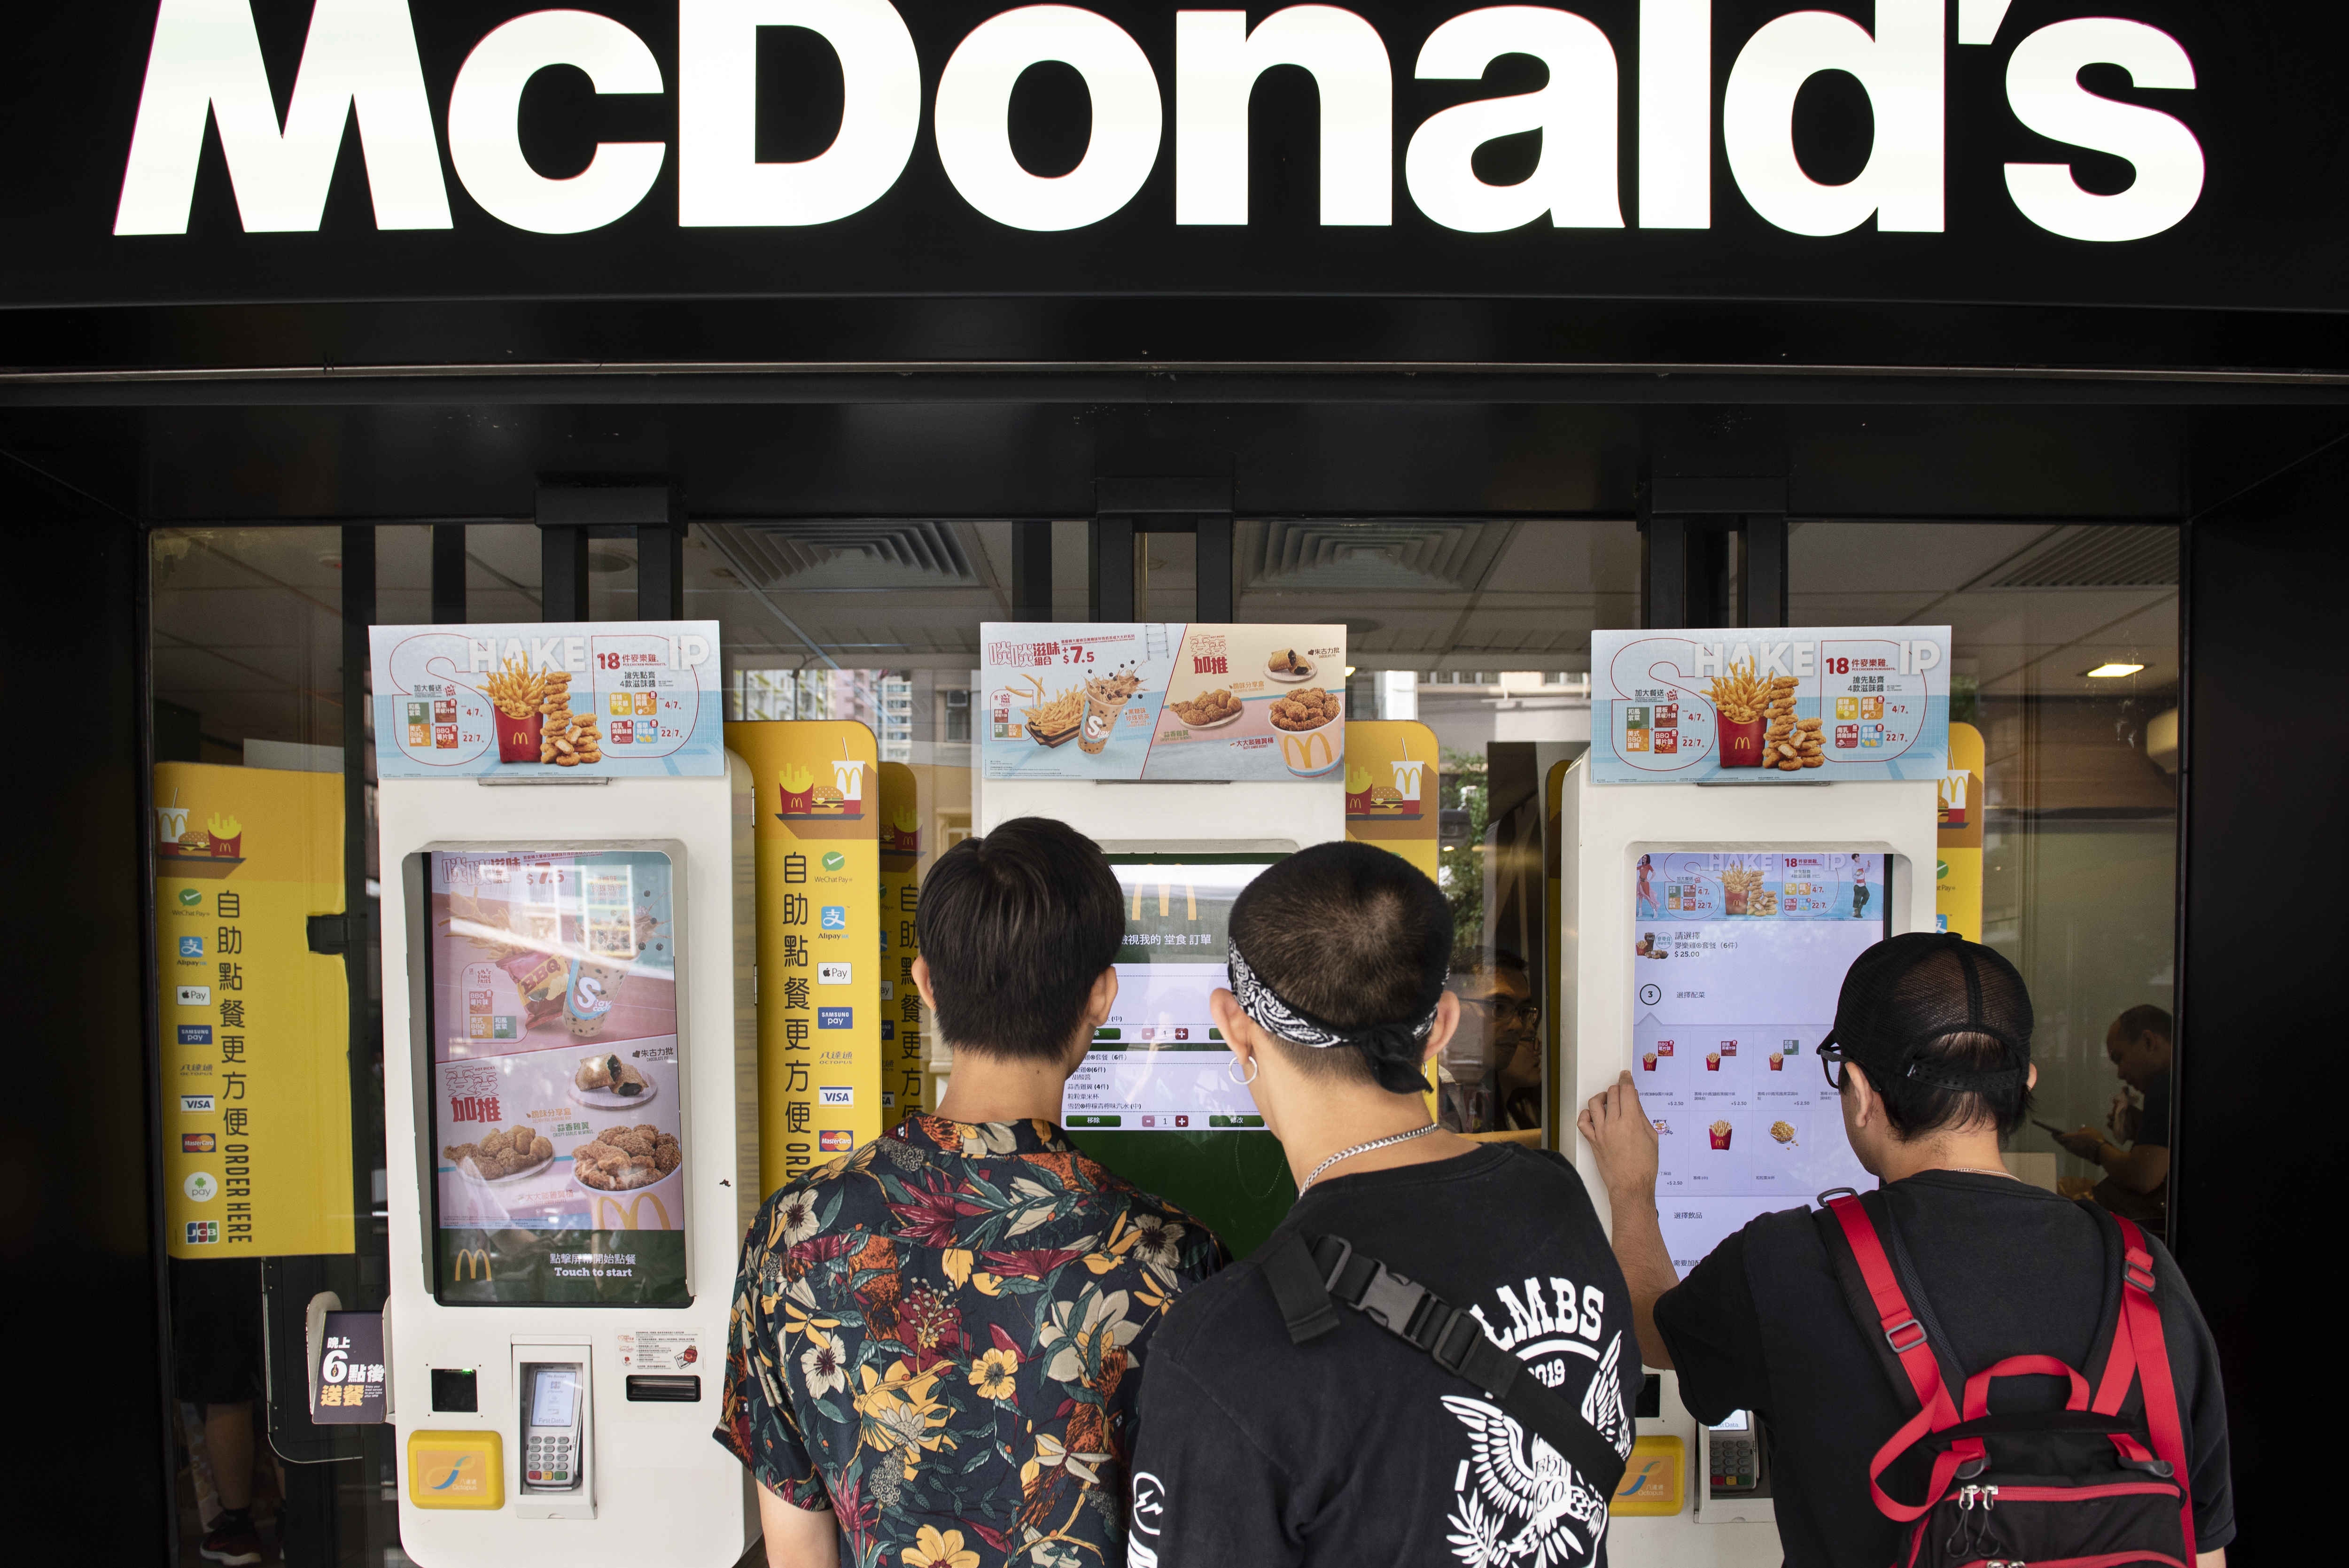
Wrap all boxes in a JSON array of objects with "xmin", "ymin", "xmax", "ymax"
[
  {"xmin": 1063, "ymin": 855, "xmax": 1298, "ymax": 1251},
  {"xmin": 424, "ymin": 848, "xmax": 688, "ymax": 1301},
  {"xmin": 1633, "ymin": 852, "xmax": 1889, "ymax": 1273}
]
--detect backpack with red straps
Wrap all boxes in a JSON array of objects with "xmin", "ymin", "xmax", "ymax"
[{"xmin": 1815, "ymin": 1188, "xmax": 2197, "ymax": 1568}]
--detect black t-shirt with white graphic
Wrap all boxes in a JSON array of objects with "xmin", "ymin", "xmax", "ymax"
[
  {"xmin": 1129, "ymin": 1146, "xmax": 1637, "ymax": 1568},
  {"xmin": 1654, "ymin": 1170, "xmax": 2235, "ymax": 1566}
]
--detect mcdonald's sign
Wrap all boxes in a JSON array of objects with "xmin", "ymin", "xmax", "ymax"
[
  {"xmin": 594, "ymin": 1193, "xmax": 674, "ymax": 1231},
  {"xmin": 1281, "ymin": 730, "xmax": 1342, "ymax": 779},
  {"xmin": 452, "ymin": 1247, "xmax": 493, "ymax": 1282}
]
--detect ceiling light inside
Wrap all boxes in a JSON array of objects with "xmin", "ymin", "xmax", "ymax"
[{"xmin": 2084, "ymin": 662, "xmax": 2146, "ymax": 678}]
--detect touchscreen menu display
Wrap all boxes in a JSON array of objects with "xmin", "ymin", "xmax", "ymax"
[
  {"xmin": 1633, "ymin": 851, "xmax": 1888, "ymax": 1275},
  {"xmin": 425, "ymin": 849, "xmax": 687, "ymax": 1304},
  {"xmin": 1063, "ymin": 857, "xmax": 1277, "ymax": 1131}
]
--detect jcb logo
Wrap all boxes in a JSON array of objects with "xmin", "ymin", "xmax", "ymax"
[{"xmin": 453, "ymin": 1248, "xmax": 493, "ymax": 1281}]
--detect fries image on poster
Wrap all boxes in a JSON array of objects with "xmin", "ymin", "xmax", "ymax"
[
  {"xmin": 1591, "ymin": 627, "xmax": 1950, "ymax": 784},
  {"xmin": 426, "ymin": 849, "xmax": 685, "ymax": 1304},
  {"xmin": 981, "ymin": 622, "xmax": 1346, "ymax": 781},
  {"xmin": 370, "ymin": 621, "xmax": 725, "ymax": 779}
]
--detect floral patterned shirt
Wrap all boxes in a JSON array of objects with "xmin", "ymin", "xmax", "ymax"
[{"xmin": 717, "ymin": 1114, "xmax": 1224, "ymax": 1568}]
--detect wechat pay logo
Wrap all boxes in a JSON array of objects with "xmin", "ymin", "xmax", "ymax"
[
  {"xmin": 177, "ymin": 889, "xmax": 202, "ymax": 907},
  {"xmin": 822, "ymin": 851, "xmax": 846, "ymax": 871},
  {"xmin": 184, "ymin": 1172, "xmax": 218, "ymax": 1203}
]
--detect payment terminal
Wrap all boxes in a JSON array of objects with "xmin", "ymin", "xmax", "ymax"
[{"xmin": 521, "ymin": 1361, "xmax": 585, "ymax": 1493}]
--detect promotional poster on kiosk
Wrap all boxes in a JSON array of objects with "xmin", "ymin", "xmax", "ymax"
[
  {"xmin": 981, "ymin": 622, "xmax": 1345, "ymax": 781},
  {"xmin": 1633, "ymin": 852, "xmax": 1888, "ymax": 1273},
  {"xmin": 1591, "ymin": 626, "xmax": 1951, "ymax": 783},
  {"xmin": 428, "ymin": 849, "xmax": 687, "ymax": 1303},
  {"xmin": 371, "ymin": 621, "xmax": 726, "ymax": 779}
]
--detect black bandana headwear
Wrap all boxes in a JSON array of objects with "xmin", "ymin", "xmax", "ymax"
[{"xmin": 1227, "ymin": 942, "xmax": 1442, "ymax": 1056}]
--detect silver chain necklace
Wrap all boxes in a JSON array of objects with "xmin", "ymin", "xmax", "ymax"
[{"xmin": 1296, "ymin": 1122, "xmax": 1442, "ymax": 1199}]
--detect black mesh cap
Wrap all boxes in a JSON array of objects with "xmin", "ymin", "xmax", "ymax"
[{"xmin": 1822, "ymin": 933, "xmax": 2033, "ymax": 1093}]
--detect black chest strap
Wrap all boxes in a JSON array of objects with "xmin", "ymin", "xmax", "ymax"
[{"xmin": 1256, "ymin": 1228, "xmax": 1631, "ymax": 1495}]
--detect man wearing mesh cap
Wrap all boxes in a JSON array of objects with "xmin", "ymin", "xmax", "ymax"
[{"xmin": 1580, "ymin": 933, "xmax": 2236, "ymax": 1565}]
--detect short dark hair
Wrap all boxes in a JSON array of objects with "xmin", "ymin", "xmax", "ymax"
[
  {"xmin": 1857, "ymin": 1032, "xmax": 2035, "ymax": 1141},
  {"xmin": 1229, "ymin": 843, "xmax": 1453, "ymax": 1095},
  {"xmin": 2113, "ymin": 1004, "xmax": 2172, "ymax": 1043},
  {"xmin": 915, "ymin": 817, "xmax": 1122, "ymax": 1064}
]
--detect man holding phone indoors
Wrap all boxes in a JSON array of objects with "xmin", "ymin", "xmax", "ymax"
[
  {"xmin": 1580, "ymin": 934, "xmax": 2235, "ymax": 1567},
  {"xmin": 2054, "ymin": 1003, "xmax": 2174, "ymax": 1234}
]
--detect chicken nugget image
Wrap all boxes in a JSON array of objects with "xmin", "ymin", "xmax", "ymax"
[
  {"xmin": 632, "ymin": 1123, "xmax": 659, "ymax": 1142},
  {"xmin": 531, "ymin": 1135, "xmax": 554, "ymax": 1161},
  {"xmin": 611, "ymin": 1130, "xmax": 653, "ymax": 1158},
  {"xmin": 653, "ymin": 1143, "xmax": 681, "ymax": 1175},
  {"xmin": 578, "ymin": 1163, "xmax": 613, "ymax": 1189},
  {"xmin": 621, "ymin": 1156, "xmax": 657, "ymax": 1188},
  {"xmin": 598, "ymin": 1126, "xmax": 629, "ymax": 1146},
  {"xmin": 478, "ymin": 1129, "xmax": 508, "ymax": 1157}
]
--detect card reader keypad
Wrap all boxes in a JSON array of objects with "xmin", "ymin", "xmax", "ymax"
[
  {"xmin": 1711, "ymin": 1434, "xmax": 1758, "ymax": 1491},
  {"xmin": 526, "ymin": 1434, "xmax": 574, "ymax": 1485}
]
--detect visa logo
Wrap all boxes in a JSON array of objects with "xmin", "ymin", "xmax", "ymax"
[
  {"xmin": 818, "ymin": 1087, "xmax": 853, "ymax": 1106},
  {"xmin": 817, "ymin": 1007, "xmax": 852, "ymax": 1029},
  {"xmin": 181, "ymin": 1094, "xmax": 216, "ymax": 1113},
  {"xmin": 178, "ymin": 1025, "xmax": 213, "ymax": 1046}
]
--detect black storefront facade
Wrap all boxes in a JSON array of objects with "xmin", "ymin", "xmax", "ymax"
[{"xmin": 9, "ymin": 0, "xmax": 2342, "ymax": 1559}]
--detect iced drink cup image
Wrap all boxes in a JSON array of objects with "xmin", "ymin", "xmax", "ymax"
[
  {"xmin": 1078, "ymin": 667, "xmax": 1141, "ymax": 755},
  {"xmin": 1642, "ymin": 1052, "xmax": 1657, "ymax": 1071},
  {"xmin": 1706, "ymin": 1051, "xmax": 1721, "ymax": 1071},
  {"xmin": 1709, "ymin": 1120, "xmax": 1733, "ymax": 1149}
]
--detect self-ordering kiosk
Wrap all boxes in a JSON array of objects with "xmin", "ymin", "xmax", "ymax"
[
  {"xmin": 374, "ymin": 619, "xmax": 757, "ymax": 1567},
  {"xmin": 1554, "ymin": 757, "xmax": 1939, "ymax": 1563}
]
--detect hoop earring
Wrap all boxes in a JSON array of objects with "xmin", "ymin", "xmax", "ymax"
[{"xmin": 1226, "ymin": 1055, "xmax": 1260, "ymax": 1087}]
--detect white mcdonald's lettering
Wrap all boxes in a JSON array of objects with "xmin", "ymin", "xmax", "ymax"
[
  {"xmin": 115, "ymin": 0, "xmax": 450, "ymax": 235},
  {"xmin": 111, "ymin": 0, "xmax": 2207, "ymax": 243}
]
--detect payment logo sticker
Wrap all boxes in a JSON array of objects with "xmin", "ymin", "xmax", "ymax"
[
  {"xmin": 818, "ymin": 1007, "xmax": 853, "ymax": 1029},
  {"xmin": 181, "ymin": 1133, "xmax": 217, "ymax": 1153},
  {"xmin": 184, "ymin": 1172, "xmax": 218, "ymax": 1203},
  {"xmin": 822, "ymin": 851, "xmax": 846, "ymax": 871},
  {"xmin": 819, "ymin": 1130, "xmax": 854, "ymax": 1151},
  {"xmin": 177, "ymin": 889, "xmax": 202, "ymax": 908},
  {"xmin": 181, "ymin": 1094, "xmax": 216, "ymax": 1113},
  {"xmin": 821, "ymin": 905, "xmax": 848, "ymax": 931},
  {"xmin": 179, "ymin": 936, "xmax": 204, "ymax": 957},
  {"xmin": 818, "ymin": 1087, "xmax": 854, "ymax": 1106},
  {"xmin": 178, "ymin": 1025, "xmax": 213, "ymax": 1046},
  {"xmin": 881, "ymin": 1021, "xmax": 895, "ymax": 1042},
  {"xmin": 178, "ymin": 986, "xmax": 211, "ymax": 1006},
  {"xmin": 186, "ymin": 1221, "xmax": 220, "ymax": 1244},
  {"xmin": 818, "ymin": 962, "xmax": 852, "ymax": 984}
]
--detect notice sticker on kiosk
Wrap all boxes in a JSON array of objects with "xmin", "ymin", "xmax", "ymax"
[
  {"xmin": 1635, "ymin": 851, "xmax": 1888, "ymax": 1273},
  {"xmin": 421, "ymin": 848, "xmax": 689, "ymax": 1304}
]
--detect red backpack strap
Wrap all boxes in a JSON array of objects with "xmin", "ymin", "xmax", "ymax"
[
  {"xmin": 1823, "ymin": 1194, "xmax": 1982, "ymax": 1521},
  {"xmin": 2110, "ymin": 1216, "xmax": 2197, "ymax": 1561}
]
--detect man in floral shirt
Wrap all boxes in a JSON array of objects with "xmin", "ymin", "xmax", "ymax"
[{"xmin": 718, "ymin": 818, "xmax": 1224, "ymax": 1568}]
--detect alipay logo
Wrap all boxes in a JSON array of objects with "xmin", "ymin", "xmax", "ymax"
[
  {"xmin": 179, "ymin": 935, "xmax": 204, "ymax": 957},
  {"xmin": 821, "ymin": 905, "xmax": 848, "ymax": 931}
]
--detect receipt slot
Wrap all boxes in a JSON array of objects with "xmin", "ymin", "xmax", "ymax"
[{"xmin": 1551, "ymin": 755, "xmax": 1939, "ymax": 1565}]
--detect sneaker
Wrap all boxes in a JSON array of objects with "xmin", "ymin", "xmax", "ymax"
[{"xmin": 198, "ymin": 1512, "xmax": 264, "ymax": 1567}]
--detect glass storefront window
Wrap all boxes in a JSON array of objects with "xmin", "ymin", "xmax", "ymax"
[{"xmin": 1791, "ymin": 522, "xmax": 2180, "ymax": 1225}]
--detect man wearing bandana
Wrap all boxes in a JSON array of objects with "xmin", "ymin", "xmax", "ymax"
[{"xmin": 1128, "ymin": 844, "xmax": 1636, "ymax": 1568}]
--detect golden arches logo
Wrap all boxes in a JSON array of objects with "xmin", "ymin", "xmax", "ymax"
[
  {"xmin": 1281, "ymin": 731, "xmax": 1338, "ymax": 776},
  {"xmin": 453, "ymin": 1248, "xmax": 493, "ymax": 1281},
  {"xmin": 594, "ymin": 1193, "xmax": 674, "ymax": 1230}
]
